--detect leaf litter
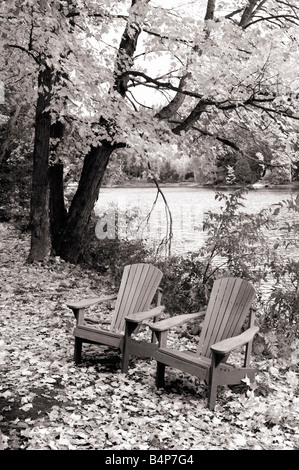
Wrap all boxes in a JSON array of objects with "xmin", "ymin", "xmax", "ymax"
[{"xmin": 0, "ymin": 222, "xmax": 298, "ymax": 450}]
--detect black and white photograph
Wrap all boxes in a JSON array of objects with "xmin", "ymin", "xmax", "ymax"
[{"xmin": 0, "ymin": 0, "xmax": 298, "ymax": 454}]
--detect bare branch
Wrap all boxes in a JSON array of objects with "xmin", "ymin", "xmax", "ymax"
[
  {"xmin": 142, "ymin": 27, "xmax": 193, "ymax": 47},
  {"xmin": 127, "ymin": 89, "xmax": 153, "ymax": 110},
  {"xmin": 225, "ymin": 8, "xmax": 243, "ymax": 20},
  {"xmin": 245, "ymin": 14, "xmax": 299, "ymax": 28},
  {"xmin": 119, "ymin": 70, "xmax": 205, "ymax": 99},
  {"xmin": 155, "ymin": 73, "xmax": 191, "ymax": 121},
  {"xmin": 248, "ymin": 101, "xmax": 299, "ymax": 120}
]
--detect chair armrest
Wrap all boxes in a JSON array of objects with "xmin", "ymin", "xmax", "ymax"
[
  {"xmin": 146, "ymin": 311, "xmax": 206, "ymax": 332},
  {"xmin": 210, "ymin": 326, "xmax": 259, "ymax": 355},
  {"xmin": 66, "ymin": 294, "xmax": 117, "ymax": 310},
  {"xmin": 125, "ymin": 306, "xmax": 165, "ymax": 323}
]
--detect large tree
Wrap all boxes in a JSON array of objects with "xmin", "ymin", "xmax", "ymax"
[{"xmin": 1, "ymin": 0, "xmax": 299, "ymax": 262}]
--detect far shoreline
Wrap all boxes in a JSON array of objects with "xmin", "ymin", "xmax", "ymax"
[{"xmin": 102, "ymin": 181, "xmax": 299, "ymax": 190}]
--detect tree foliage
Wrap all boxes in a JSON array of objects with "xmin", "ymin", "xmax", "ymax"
[{"xmin": 0, "ymin": 0, "xmax": 299, "ymax": 260}]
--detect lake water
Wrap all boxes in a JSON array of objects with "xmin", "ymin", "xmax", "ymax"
[{"xmin": 94, "ymin": 185, "xmax": 299, "ymax": 255}]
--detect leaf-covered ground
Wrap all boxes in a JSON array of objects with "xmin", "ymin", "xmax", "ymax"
[{"xmin": 0, "ymin": 222, "xmax": 298, "ymax": 451}]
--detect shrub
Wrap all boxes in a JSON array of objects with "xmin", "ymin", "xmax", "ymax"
[
  {"xmin": 82, "ymin": 236, "xmax": 152, "ymax": 286},
  {"xmin": 0, "ymin": 161, "xmax": 31, "ymax": 227},
  {"xmin": 80, "ymin": 208, "xmax": 153, "ymax": 286},
  {"xmin": 200, "ymin": 189, "xmax": 299, "ymax": 360},
  {"xmin": 200, "ymin": 189, "xmax": 276, "ymax": 283},
  {"xmin": 155, "ymin": 254, "xmax": 215, "ymax": 314},
  {"xmin": 261, "ymin": 260, "xmax": 299, "ymax": 355}
]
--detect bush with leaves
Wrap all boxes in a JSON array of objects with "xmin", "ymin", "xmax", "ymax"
[
  {"xmin": 80, "ymin": 208, "xmax": 153, "ymax": 286},
  {"xmin": 200, "ymin": 188, "xmax": 278, "ymax": 283},
  {"xmin": 155, "ymin": 254, "xmax": 215, "ymax": 315},
  {"xmin": 0, "ymin": 160, "xmax": 31, "ymax": 226},
  {"xmin": 199, "ymin": 189, "xmax": 299, "ymax": 360}
]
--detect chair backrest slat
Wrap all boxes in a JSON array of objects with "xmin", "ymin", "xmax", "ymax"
[
  {"xmin": 110, "ymin": 264, "xmax": 131, "ymax": 331},
  {"xmin": 113, "ymin": 264, "xmax": 145, "ymax": 331},
  {"xmin": 197, "ymin": 277, "xmax": 255, "ymax": 358},
  {"xmin": 110, "ymin": 264, "xmax": 163, "ymax": 333},
  {"xmin": 223, "ymin": 280, "xmax": 255, "ymax": 339},
  {"xmin": 127, "ymin": 264, "xmax": 152, "ymax": 314},
  {"xmin": 135, "ymin": 266, "xmax": 163, "ymax": 311}
]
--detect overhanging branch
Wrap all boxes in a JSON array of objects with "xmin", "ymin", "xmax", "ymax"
[
  {"xmin": 248, "ymin": 101, "xmax": 299, "ymax": 120},
  {"xmin": 119, "ymin": 70, "xmax": 205, "ymax": 99},
  {"xmin": 6, "ymin": 44, "xmax": 40, "ymax": 64}
]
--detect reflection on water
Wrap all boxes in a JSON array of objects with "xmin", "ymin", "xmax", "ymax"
[{"xmin": 95, "ymin": 186, "xmax": 298, "ymax": 254}]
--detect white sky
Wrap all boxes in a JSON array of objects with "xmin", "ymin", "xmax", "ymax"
[{"xmin": 151, "ymin": 0, "xmax": 206, "ymax": 14}]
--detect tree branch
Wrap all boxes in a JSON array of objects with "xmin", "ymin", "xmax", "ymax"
[
  {"xmin": 172, "ymin": 100, "xmax": 209, "ymax": 134},
  {"xmin": 204, "ymin": 0, "xmax": 216, "ymax": 21},
  {"xmin": 142, "ymin": 27, "xmax": 192, "ymax": 47},
  {"xmin": 119, "ymin": 70, "xmax": 205, "ymax": 99},
  {"xmin": 114, "ymin": 0, "xmax": 150, "ymax": 97},
  {"xmin": 244, "ymin": 14, "xmax": 299, "ymax": 28},
  {"xmin": 5, "ymin": 44, "xmax": 40, "ymax": 64},
  {"xmin": 155, "ymin": 73, "xmax": 191, "ymax": 121},
  {"xmin": 239, "ymin": 0, "xmax": 268, "ymax": 28},
  {"xmin": 248, "ymin": 101, "xmax": 299, "ymax": 120}
]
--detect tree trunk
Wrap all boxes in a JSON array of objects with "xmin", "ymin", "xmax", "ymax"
[
  {"xmin": 55, "ymin": 0, "xmax": 144, "ymax": 263},
  {"xmin": 114, "ymin": 0, "xmax": 150, "ymax": 97},
  {"xmin": 239, "ymin": 0, "xmax": 263, "ymax": 28},
  {"xmin": 56, "ymin": 141, "xmax": 118, "ymax": 263},
  {"xmin": 204, "ymin": 0, "xmax": 216, "ymax": 20},
  {"xmin": 27, "ymin": 65, "xmax": 52, "ymax": 262}
]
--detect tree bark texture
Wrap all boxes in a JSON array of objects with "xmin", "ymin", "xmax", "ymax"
[
  {"xmin": 114, "ymin": 0, "xmax": 150, "ymax": 97},
  {"xmin": 239, "ymin": 0, "xmax": 266, "ymax": 28},
  {"xmin": 155, "ymin": 74, "xmax": 190, "ymax": 122},
  {"xmin": 28, "ymin": 64, "xmax": 52, "ymax": 262},
  {"xmin": 204, "ymin": 0, "xmax": 216, "ymax": 21},
  {"xmin": 172, "ymin": 100, "xmax": 208, "ymax": 135}
]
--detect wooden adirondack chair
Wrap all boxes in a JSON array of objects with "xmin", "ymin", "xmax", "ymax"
[
  {"xmin": 67, "ymin": 263, "xmax": 164, "ymax": 373},
  {"xmin": 147, "ymin": 277, "xmax": 258, "ymax": 410}
]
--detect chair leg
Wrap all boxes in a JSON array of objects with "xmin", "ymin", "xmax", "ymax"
[
  {"xmin": 208, "ymin": 352, "xmax": 223, "ymax": 410},
  {"xmin": 122, "ymin": 322, "xmax": 136, "ymax": 374},
  {"xmin": 74, "ymin": 338, "xmax": 82, "ymax": 364},
  {"xmin": 121, "ymin": 348, "xmax": 130, "ymax": 374},
  {"xmin": 156, "ymin": 362, "xmax": 166, "ymax": 388},
  {"xmin": 208, "ymin": 372, "xmax": 218, "ymax": 411}
]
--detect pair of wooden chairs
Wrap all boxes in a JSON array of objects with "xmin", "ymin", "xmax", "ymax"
[{"xmin": 67, "ymin": 263, "xmax": 258, "ymax": 410}]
